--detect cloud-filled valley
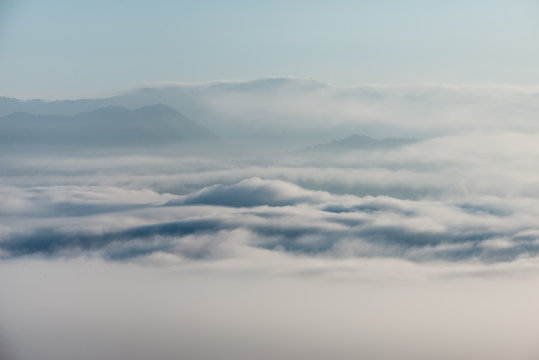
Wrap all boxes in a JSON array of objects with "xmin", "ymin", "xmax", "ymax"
[
  {"xmin": 3, "ymin": 79, "xmax": 539, "ymax": 360},
  {"xmin": 4, "ymin": 127, "xmax": 539, "ymax": 270}
]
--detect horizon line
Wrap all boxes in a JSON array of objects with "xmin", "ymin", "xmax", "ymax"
[{"xmin": 3, "ymin": 76, "xmax": 539, "ymax": 101}]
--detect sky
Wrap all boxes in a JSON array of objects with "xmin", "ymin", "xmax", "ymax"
[{"xmin": 1, "ymin": 0, "xmax": 539, "ymax": 99}]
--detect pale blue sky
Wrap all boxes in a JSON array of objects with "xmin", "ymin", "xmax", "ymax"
[{"xmin": 1, "ymin": 0, "xmax": 538, "ymax": 99}]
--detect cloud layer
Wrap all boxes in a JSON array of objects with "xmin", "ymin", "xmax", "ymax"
[
  {"xmin": 3, "ymin": 173, "xmax": 539, "ymax": 268},
  {"xmin": 4, "ymin": 89, "xmax": 539, "ymax": 360}
]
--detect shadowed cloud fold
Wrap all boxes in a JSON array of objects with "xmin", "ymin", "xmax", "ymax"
[{"xmin": 172, "ymin": 177, "xmax": 328, "ymax": 207}]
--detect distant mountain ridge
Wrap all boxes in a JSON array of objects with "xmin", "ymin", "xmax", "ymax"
[
  {"xmin": 0, "ymin": 78, "xmax": 328, "ymax": 117},
  {"xmin": 1, "ymin": 78, "xmax": 483, "ymax": 149},
  {"xmin": 0, "ymin": 104, "xmax": 219, "ymax": 148},
  {"xmin": 305, "ymin": 134, "xmax": 416, "ymax": 152}
]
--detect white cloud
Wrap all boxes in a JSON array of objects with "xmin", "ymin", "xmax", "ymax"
[{"xmin": 4, "ymin": 174, "xmax": 539, "ymax": 266}]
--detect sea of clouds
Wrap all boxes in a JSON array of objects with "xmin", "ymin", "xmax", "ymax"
[{"xmin": 3, "ymin": 83, "xmax": 539, "ymax": 359}]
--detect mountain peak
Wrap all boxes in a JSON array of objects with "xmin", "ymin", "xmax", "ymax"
[
  {"xmin": 307, "ymin": 134, "xmax": 416, "ymax": 152},
  {"xmin": 78, "ymin": 105, "xmax": 131, "ymax": 117},
  {"xmin": 1, "ymin": 103, "xmax": 220, "ymax": 149},
  {"xmin": 133, "ymin": 103, "xmax": 183, "ymax": 117}
]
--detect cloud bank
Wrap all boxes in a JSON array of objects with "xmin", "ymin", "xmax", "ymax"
[
  {"xmin": 3, "ymin": 81, "xmax": 539, "ymax": 360},
  {"xmin": 3, "ymin": 175, "xmax": 539, "ymax": 268}
]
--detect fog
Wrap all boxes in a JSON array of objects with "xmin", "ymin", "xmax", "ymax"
[
  {"xmin": 2, "ymin": 79, "xmax": 539, "ymax": 359},
  {"xmin": 2, "ymin": 259, "xmax": 539, "ymax": 360}
]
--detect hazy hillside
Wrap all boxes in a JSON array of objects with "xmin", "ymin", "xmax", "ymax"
[
  {"xmin": 0, "ymin": 78, "xmax": 328, "ymax": 117},
  {"xmin": 3, "ymin": 78, "xmax": 539, "ymax": 152},
  {"xmin": 0, "ymin": 104, "xmax": 219, "ymax": 150},
  {"xmin": 305, "ymin": 134, "xmax": 416, "ymax": 152}
]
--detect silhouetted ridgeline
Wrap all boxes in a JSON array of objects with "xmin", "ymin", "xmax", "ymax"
[
  {"xmin": 303, "ymin": 134, "xmax": 416, "ymax": 152},
  {"xmin": 0, "ymin": 104, "xmax": 220, "ymax": 150}
]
